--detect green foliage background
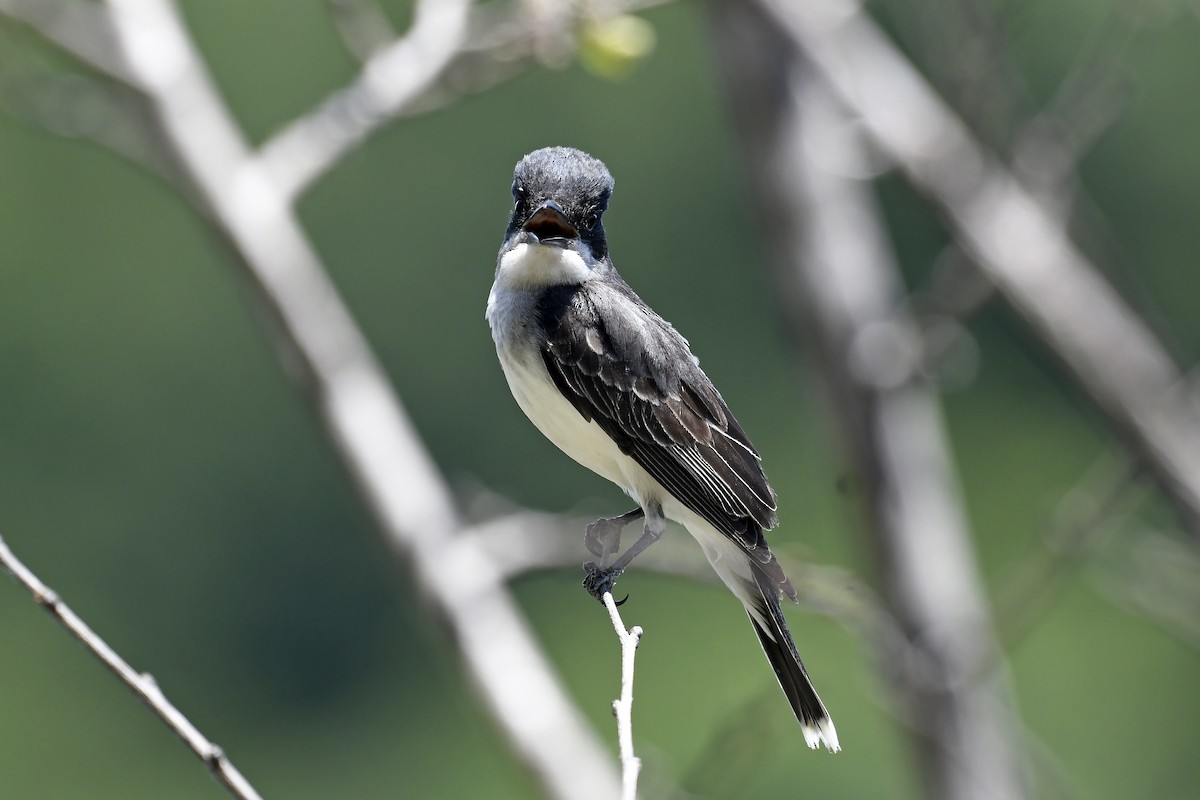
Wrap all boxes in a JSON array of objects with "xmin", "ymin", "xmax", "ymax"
[{"xmin": 1, "ymin": 2, "xmax": 1198, "ymax": 797}]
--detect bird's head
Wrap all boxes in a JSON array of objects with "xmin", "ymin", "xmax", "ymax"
[{"xmin": 503, "ymin": 147, "xmax": 614, "ymax": 263}]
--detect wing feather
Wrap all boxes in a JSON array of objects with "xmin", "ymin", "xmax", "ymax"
[{"xmin": 536, "ymin": 281, "xmax": 792, "ymax": 595}]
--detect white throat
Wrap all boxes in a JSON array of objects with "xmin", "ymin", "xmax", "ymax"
[
  {"xmin": 487, "ymin": 241, "xmax": 593, "ymax": 345},
  {"xmin": 495, "ymin": 241, "xmax": 592, "ymax": 291}
]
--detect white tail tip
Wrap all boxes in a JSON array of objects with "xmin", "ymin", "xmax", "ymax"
[{"xmin": 802, "ymin": 717, "xmax": 841, "ymax": 753}]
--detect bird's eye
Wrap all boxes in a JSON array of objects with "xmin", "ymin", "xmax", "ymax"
[
  {"xmin": 583, "ymin": 211, "xmax": 599, "ymax": 230},
  {"xmin": 512, "ymin": 183, "xmax": 527, "ymax": 204}
]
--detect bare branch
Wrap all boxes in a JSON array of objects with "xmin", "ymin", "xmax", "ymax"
[
  {"xmin": 904, "ymin": 6, "xmax": 1139, "ymax": 390},
  {"xmin": 0, "ymin": 534, "xmax": 264, "ymax": 800},
  {"xmin": 757, "ymin": 0, "xmax": 1200, "ymax": 536},
  {"xmin": 259, "ymin": 0, "xmax": 671, "ymax": 201},
  {"xmin": 465, "ymin": 507, "xmax": 925, "ymax": 695},
  {"xmin": 993, "ymin": 454, "xmax": 1143, "ymax": 650},
  {"xmin": 711, "ymin": 3, "xmax": 1030, "ymax": 797},
  {"xmin": 83, "ymin": 1, "xmax": 621, "ymax": 796},
  {"xmin": 324, "ymin": 0, "xmax": 399, "ymax": 63},
  {"xmin": 1010, "ymin": 13, "xmax": 1137, "ymax": 214},
  {"xmin": 602, "ymin": 592, "xmax": 643, "ymax": 800},
  {"xmin": 0, "ymin": 70, "xmax": 183, "ymax": 188},
  {"xmin": 0, "ymin": 0, "xmax": 132, "ymax": 82},
  {"xmin": 259, "ymin": 0, "xmax": 470, "ymax": 202},
  {"xmin": 1095, "ymin": 527, "xmax": 1200, "ymax": 651}
]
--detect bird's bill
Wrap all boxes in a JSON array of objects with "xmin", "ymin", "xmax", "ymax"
[{"xmin": 522, "ymin": 201, "xmax": 579, "ymax": 245}]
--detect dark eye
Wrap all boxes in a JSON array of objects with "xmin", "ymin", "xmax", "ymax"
[
  {"xmin": 512, "ymin": 183, "xmax": 527, "ymax": 204},
  {"xmin": 583, "ymin": 210, "xmax": 599, "ymax": 230}
]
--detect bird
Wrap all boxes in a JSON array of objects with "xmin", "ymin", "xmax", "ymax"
[{"xmin": 485, "ymin": 146, "xmax": 838, "ymax": 752}]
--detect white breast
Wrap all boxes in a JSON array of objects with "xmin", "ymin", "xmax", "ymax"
[{"xmin": 498, "ymin": 345, "xmax": 639, "ymax": 492}]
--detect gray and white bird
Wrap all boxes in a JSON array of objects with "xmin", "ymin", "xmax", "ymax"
[{"xmin": 486, "ymin": 146, "xmax": 838, "ymax": 751}]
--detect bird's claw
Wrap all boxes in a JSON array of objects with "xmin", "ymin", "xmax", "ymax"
[{"xmin": 583, "ymin": 561, "xmax": 627, "ymax": 604}]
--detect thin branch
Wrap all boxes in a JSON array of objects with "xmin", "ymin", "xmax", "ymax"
[
  {"xmin": 992, "ymin": 454, "xmax": 1143, "ymax": 650},
  {"xmin": 757, "ymin": 0, "xmax": 1200, "ymax": 536},
  {"xmin": 1095, "ymin": 527, "xmax": 1200, "ymax": 651},
  {"xmin": 0, "ymin": 534, "xmax": 263, "ymax": 800},
  {"xmin": 1010, "ymin": 11, "xmax": 1137, "ymax": 214},
  {"xmin": 259, "ymin": 0, "xmax": 471, "ymax": 202},
  {"xmin": 602, "ymin": 591, "xmax": 643, "ymax": 800},
  {"xmin": 259, "ymin": 0, "xmax": 672, "ymax": 201}
]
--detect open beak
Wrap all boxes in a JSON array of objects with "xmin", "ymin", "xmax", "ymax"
[{"xmin": 522, "ymin": 201, "xmax": 579, "ymax": 245}]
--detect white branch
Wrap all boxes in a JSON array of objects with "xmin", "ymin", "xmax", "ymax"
[
  {"xmin": 259, "ymin": 0, "xmax": 470, "ymax": 202},
  {"xmin": 758, "ymin": 0, "xmax": 1200, "ymax": 535},
  {"xmin": 0, "ymin": 534, "xmax": 263, "ymax": 800},
  {"xmin": 259, "ymin": 0, "xmax": 672, "ymax": 202},
  {"xmin": 602, "ymin": 592, "xmax": 643, "ymax": 800}
]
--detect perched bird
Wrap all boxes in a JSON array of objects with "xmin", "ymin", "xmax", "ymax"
[{"xmin": 486, "ymin": 146, "xmax": 838, "ymax": 751}]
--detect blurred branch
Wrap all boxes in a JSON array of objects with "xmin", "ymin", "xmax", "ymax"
[
  {"xmin": 1095, "ymin": 526, "xmax": 1200, "ymax": 651},
  {"xmin": 261, "ymin": 0, "xmax": 670, "ymax": 202},
  {"xmin": 0, "ymin": 70, "xmax": 183, "ymax": 188},
  {"xmin": 467, "ymin": 507, "xmax": 912, "ymax": 666},
  {"xmin": 993, "ymin": 454, "xmax": 1143, "ymax": 650},
  {"xmin": 3, "ymin": 0, "xmax": 670, "ymax": 207},
  {"xmin": 259, "ymin": 0, "xmax": 471, "ymax": 202},
  {"xmin": 602, "ymin": 592, "xmax": 644, "ymax": 800},
  {"xmin": 757, "ymin": 0, "xmax": 1200, "ymax": 537},
  {"xmin": 711, "ymin": 3, "xmax": 1029, "ymax": 798},
  {"xmin": 324, "ymin": 0, "xmax": 399, "ymax": 62},
  {"xmin": 877, "ymin": 0, "xmax": 1033, "ymax": 153},
  {"xmin": 908, "ymin": 3, "xmax": 1139, "ymax": 362},
  {"xmin": 0, "ymin": 0, "xmax": 132, "ymax": 82},
  {"xmin": 909, "ymin": 1, "xmax": 1138, "ymax": 333},
  {"xmin": 1010, "ymin": 12, "xmax": 1136, "ymax": 215},
  {"xmin": 0, "ymin": 534, "xmax": 264, "ymax": 800}
]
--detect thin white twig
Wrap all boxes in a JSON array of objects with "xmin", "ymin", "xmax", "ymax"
[
  {"xmin": 0, "ymin": 534, "xmax": 264, "ymax": 800},
  {"xmin": 602, "ymin": 592, "xmax": 643, "ymax": 800}
]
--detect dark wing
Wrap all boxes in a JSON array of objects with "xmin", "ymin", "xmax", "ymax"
[{"xmin": 536, "ymin": 280, "xmax": 795, "ymax": 598}]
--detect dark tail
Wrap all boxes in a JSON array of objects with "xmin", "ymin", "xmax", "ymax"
[{"xmin": 747, "ymin": 569, "xmax": 840, "ymax": 752}]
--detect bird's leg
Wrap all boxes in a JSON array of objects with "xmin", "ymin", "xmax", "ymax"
[
  {"xmin": 583, "ymin": 502, "xmax": 665, "ymax": 603},
  {"xmin": 584, "ymin": 507, "xmax": 644, "ymax": 564}
]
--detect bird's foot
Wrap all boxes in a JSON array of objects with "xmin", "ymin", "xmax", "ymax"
[
  {"xmin": 583, "ymin": 561, "xmax": 628, "ymax": 605},
  {"xmin": 584, "ymin": 518, "xmax": 622, "ymax": 559}
]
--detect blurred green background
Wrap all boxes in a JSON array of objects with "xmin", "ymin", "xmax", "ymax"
[{"xmin": 2, "ymin": 1, "xmax": 1199, "ymax": 797}]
